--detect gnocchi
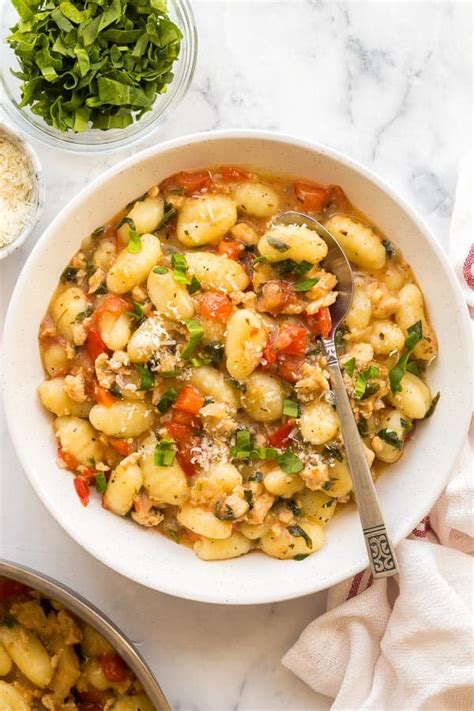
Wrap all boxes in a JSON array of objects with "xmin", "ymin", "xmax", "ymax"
[
  {"xmin": 39, "ymin": 166, "xmax": 437, "ymax": 561},
  {"xmin": 0, "ymin": 578, "xmax": 155, "ymax": 709}
]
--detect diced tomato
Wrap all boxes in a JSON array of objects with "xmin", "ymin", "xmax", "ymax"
[
  {"xmin": 218, "ymin": 237, "xmax": 245, "ymax": 260},
  {"xmin": 99, "ymin": 654, "xmax": 128, "ymax": 682},
  {"xmin": 108, "ymin": 437, "xmax": 132, "ymax": 456},
  {"xmin": 277, "ymin": 354, "xmax": 304, "ymax": 383},
  {"xmin": 166, "ymin": 421, "xmax": 193, "ymax": 444},
  {"xmin": 220, "ymin": 166, "xmax": 250, "ymax": 182},
  {"xmin": 174, "ymin": 385, "xmax": 205, "ymax": 416},
  {"xmin": 305, "ymin": 307, "xmax": 332, "ymax": 338},
  {"xmin": 0, "ymin": 577, "xmax": 32, "ymax": 601},
  {"xmin": 268, "ymin": 420, "xmax": 296, "ymax": 449},
  {"xmin": 176, "ymin": 448, "xmax": 196, "ymax": 477},
  {"xmin": 93, "ymin": 382, "xmax": 117, "ymax": 407},
  {"xmin": 78, "ymin": 690, "xmax": 104, "ymax": 711},
  {"xmin": 85, "ymin": 328, "xmax": 108, "ymax": 362},
  {"xmin": 74, "ymin": 477, "xmax": 90, "ymax": 507},
  {"xmin": 327, "ymin": 184, "xmax": 350, "ymax": 212},
  {"xmin": 58, "ymin": 447, "xmax": 80, "ymax": 471},
  {"xmin": 197, "ymin": 291, "xmax": 233, "ymax": 321},
  {"xmin": 92, "ymin": 294, "xmax": 129, "ymax": 323},
  {"xmin": 294, "ymin": 181, "xmax": 330, "ymax": 212},
  {"xmin": 170, "ymin": 170, "xmax": 211, "ymax": 194},
  {"xmin": 274, "ymin": 324, "xmax": 308, "ymax": 355},
  {"xmin": 261, "ymin": 344, "xmax": 278, "ymax": 369}
]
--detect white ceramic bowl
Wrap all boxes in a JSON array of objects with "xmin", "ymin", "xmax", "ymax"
[{"xmin": 3, "ymin": 131, "xmax": 472, "ymax": 604}]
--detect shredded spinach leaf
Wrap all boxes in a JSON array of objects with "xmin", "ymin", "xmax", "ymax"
[{"xmin": 288, "ymin": 524, "xmax": 313, "ymax": 549}]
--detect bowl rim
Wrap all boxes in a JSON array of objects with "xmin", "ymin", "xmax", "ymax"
[
  {"xmin": 3, "ymin": 129, "xmax": 473, "ymax": 604},
  {"xmin": 0, "ymin": 119, "xmax": 44, "ymax": 259},
  {"xmin": 0, "ymin": 0, "xmax": 198, "ymax": 153},
  {"xmin": 0, "ymin": 559, "xmax": 171, "ymax": 709}
]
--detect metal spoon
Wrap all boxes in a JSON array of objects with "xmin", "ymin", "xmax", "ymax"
[{"xmin": 276, "ymin": 211, "xmax": 399, "ymax": 579}]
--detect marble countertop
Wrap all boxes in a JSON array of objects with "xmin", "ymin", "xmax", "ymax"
[{"xmin": 0, "ymin": 2, "xmax": 471, "ymax": 709}]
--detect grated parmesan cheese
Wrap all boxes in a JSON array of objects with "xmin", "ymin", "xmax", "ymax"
[{"xmin": 0, "ymin": 135, "xmax": 34, "ymax": 249}]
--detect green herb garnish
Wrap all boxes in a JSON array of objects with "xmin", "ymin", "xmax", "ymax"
[
  {"xmin": 153, "ymin": 266, "xmax": 169, "ymax": 275},
  {"xmin": 252, "ymin": 255, "xmax": 268, "ymax": 268},
  {"xmin": 424, "ymin": 392, "xmax": 440, "ymax": 419},
  {"xmin": 377, "ymin": 428, "xmax": 403, "ymax": 450},
  {"xmin": 322, "ymin": 444, "xmax": 343, "ymax": 462},
  {"xmin": 60, "ymin": 266, "xmax": 78, "ymax": 282},
  {"xmin": 288, "ymin": 524, "xmax": 313, "ymax": 549},
  {"xmin": 157, "ymin": 203, "xmax": 176, "ymax": 230},
  {"xmin": 136, "ymin": 364, "xmax": 154, "ymax": 390},
  {"xmin": 159, "ymin": 369, "xmax": 181, "ymax": 378},
  {"xmin": 293, "ymin": 553, "xmax": 310, "ymax": 561},
  {"xmin": 154, "ymin": 439, "xmax": 176, "ymax": 467},
  {"xmin": 342, "ymin": 357, "xmax": 356, "ymax": 377},
  {"xmin": 294, "ymin": 277, "xmax": 319, "ymax": 292},
  {"xmin": 276, "ymin": 449, "xmax": 304, "ymax": 474},
  {"xmin": 157, "ymin": 388, "xmax": 178, "ymax": 413},
  {"xmin": 181, "ymin": 319, "xmax": 204, "ymax": 360},
  {"xmin": 267, "ymin": 236, "xmax": 289, "ymax": 252},
  {"xmin": 382, "ymin": 239, "xmax": 394, "ymax": 258},
  {"xmin": 76, "ymin": 305, "xmax": 93, "ymax": 322},
  {"xmin": 389, "ymin": 321, "xmax": 423, "ymax": 393},
  {"xmin": 187, "ymin": 275, "xmax": 201, "ymax": 295},
  {"xmin": 357, "ymin": 418, "xmax": 369, "ymax": 437},
  {"xmin": 91, "ymin": 225, "xmax": 105, "ymax": 238},
  {"xmin": 95, "ymin": 472, "xmax": 107, "ymax": 494},
  {"xmin": 282, "ymin": 398, "xmax": 300, "ymax": 418},
  {"xmin": 121, "ymin": 218, "xmax": 141, "ymax": 253},
  {"xmin": 171, "ymin": 253, "xmax": 190, "ymax": 285},
  {"xmin": 7, "ymin": 0, "xmax": 182, "ymax": 133},
  {"xmin": 248, "ymin": 471, "xmax": 263, "ymax": 482},
  {"xmin": 2, "ymin": 613, "xmax": 16, "ymax": 628},
  {"xmin": 354, "ymin": 364, "xmax": 380, "ymax": 400}
]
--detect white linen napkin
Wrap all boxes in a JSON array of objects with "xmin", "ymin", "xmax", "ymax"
[{"xmin": 282, "ymin": 156, "xmax": 474, "ymax": 711}]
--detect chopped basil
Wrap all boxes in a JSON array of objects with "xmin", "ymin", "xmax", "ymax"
[
  {"xmin": 357, "ymin": 418, "xmax": 369, "ymax": 437},
  {"xmin": 60, "ymin": 266, "xmax": 78, "ymax": 282},
  {"xmin": 274, "ymin": 259, "xmax": 312, "ymax": 276},
  {"xmin": 2, "ymin": 613, "xmax": 16, "ymax": 628},
  {"xmin": 283, "ymin": 398, "xmax": 300, "ymax": 418},
  {"xmin": 94, "ymin": 284, "xmax": 109, "ymax": 295},
  {"xmin": 157, "ymin": 203, "xmax": 176, "ymax": 230},
  {"xmin": 153, "ymin": 266, "xmax": 169, "ymax": 275},
  {"xmin": 361, "ymin": 382, "xmax": 380, "ymax": 399},
  {"xmin": 187, "ymin": 275, "xmax": 201, "ymax": 295},
  {"xmin": 293, "ymin": 553, "xmax": 310, "ymax": 561},
  {"xmin": 157, "ymin": 388, "xmax": 178, "ymax": 413},
  {"xmin": 76, "ymin": 305, "xmax": 93, "ymax": 323},
  {"xmin": 91, "ymin": 225, "xmax": 105, "ymax": 238},
  {"xmin": 252, "ymin": 255, "xmax": 269, "ymax": 268},
  {"xmin": 154, "ymin": 439, "xmax": 176, "ymax": 467},
  {"xmin": 159, "ymin": 369, "xmax": 182, "ymax": 378},
  {"xmin": 354, "ymin": 373, "xmax": 368, "ymax": 400},
  {"xmin": 248, "ymin": 471, "xmax": 263, "ymax": 482},
  {"xmin": 342, "ymin": 357, "xmax": 356, "ymax": 377},
  {"xmin": 322, "ymin": 498, "xmax": 336, "ymax": 508},
  {"xmin": 404, "ymin": 320, "xmax": 423, "ymax": 351},
  {"xmin": 322, "ymin": 444, "xmax": 343, "ymax": 462},
  {"xmin": 127, "ymin": 301, "xmax": 146, "ymax": 325},
  {"xmin": 267, "ymin": 236, "xmax": 289, "ymax": 252},
  {"xmin": 424, "ymin": 392, "xmax": 440, "ymax": 419},
  {"xmin": 389, "ymin": 322, "xmax": 423, "ymax": 393},
  {"xmin": 136, "ymin": 364, "xmax": 154, "ymax": 390},
  {"xmin": 294, "ymin": 277, "xmax": 319, "ymax": 292},
  {"xmin": 362, "ymin": 365, "xmax": 380, "ymax": 380},
  {"xmin": 95, "ymin": 472, "xmax": 107, "ymax": 494},
  {"xmin": 121, "ymin": 218, "xmax": 142, "ymax": 253},
  {"xmin": 406, "ymin": 361, "xmax": 420, "ymax": 376},
  {"xmin": 276, "ymin": 449, "xmax": 304, "ymax": 474},
  {"xmin": 382, "ymin": 239, "xmax": 394, "ymax": 258},
  {"xmin": 215, "ymin": 502, "xmax": 235, "ymax": 521},
  {"xmin": 253, "ymin": 447, "xmax": 278, "ymax": 461},
  {"xmin": 243, "ymin": 489, "xmax": 254, "ymax": 508},
  {"xmin": 287, "ymin": 499, "xmax": 302, "ymax": 516},
  {"xmin": 227, "ymin": 377, "xmax": 246, "ymax": 391},
  {"xmin": 171, "ymin": 253, "xmax": 190, "ymax": 285},
  {"xmin": 354, "ymin": 365, "xmax": 380, "ymax": 400},
  {"xmin": 181, "ymin": 319, "xmax": 204, "ymax": 360},
  {"xmin": 377, "ymin": 428, "xmax": 403, "ymax": 450},
  {"xmin": 192, "ymin": 341, "xmax": 225, "ymax": 368},
  {"xmin": 288, "ymin": 524, "xmax": 313, "ymax": 549},
  {"xmin": 230, "ymin": 431, "xmax": 278, "ymax": 462},
  {"xmin": 334, "ymin": 325, "xmax": 349, "ymax": 351},
  {"xmin": 108, "ymin": 386, "xmax": 123, "ymax": 400}
]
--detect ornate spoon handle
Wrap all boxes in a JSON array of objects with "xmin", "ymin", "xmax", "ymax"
[{"xmin": 322, "ymin": 337, "xmax": 399, "ymax": 578}]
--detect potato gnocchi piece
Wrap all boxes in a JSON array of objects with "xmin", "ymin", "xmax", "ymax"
[
  {"xmin": 93, "ymin": 235, "xmax": 116, "ymax": 271},
  {"xmin": 39, "ymin": 378, "xmax": 91, "ymax": 418},
  {"xmin": 147, "ymin": 267, "xmax": 195, "ymax": 321},
  {"xmin": 54, "ymin": 416, "xmax": 103, "ymax": 466},
  {"xmin": 324, "ymin": 457, "xmax": 353, "ymax": 498},
  {"xmin": 42, "ymin": 341, "xmax": 68, "ymax": 378},
  {"xmin": 194, "ymin": 533, "xmax": 252, "ymax": 560},
  {"xmin": 189, "ymin": 366, "xmax": 241, "ymax": 411},
  {"xmin": 117, "ymin": 195, "xmax": 165, "ymax": 244},
  {"xmin": 232, "ymin": 181, "xmax": 280, "ymax": 218},
  {"xmin": 97, "ymin": 311, "xmax": 131, "ymax": 351},
  {"xmin": 0, "ymin": 642, "xmax": 12, "ymax": 676},
  {"xmin": 0, "ymin": 682, "xmax": 31, "ymax": 711},
  {"xmin": 239, "ymin": 521, "xmax": 271, "ymax": 540},
  {"xmin": 81, "ymin": 625, "xmax": 114, "ymax": 657},
  {"xmin": 259, "ymin": 520, "xmax": 325, "ymax": 559},
  {"xmin": 177, "ymin": 503, "xmax": 232, "ymax": 539},
  {"xmin": 141, "ymin": 436, "xmax": 189, "ymax": 505},
  {"xmin": 369, "ymin": 319, "xmax": 405, "ymax": 355},
  {"xmin": 50, "ymin": 287, "xmax": 89, "ymax": 342},
  {"xmin": 111, "ymin": 695, "xmax": 155, "ymax": 711},
  {"xmin": 104, "ymin": 454, "xmax": 144, "ymax": 515},
  {"xmin": 325, "ymin": 215, "xmax": 386, "ymax": 270},
  {"xmin": 225, "ymin": 309, "xmax": 267, "ymax": 380},
  {"xmin": 373, "ymin": 409, "xmax": 406, "ymax": 464},
  {"xmin": 345, "ymin": 285, "xmax": 372, "ymax": 330},
  {"xmin": 207, "ymin": 461, "xmax": 242, "ymax": 493},
  {"xmin": 0, "ymin": 625, "xmax": 53, "ymax": 688},
  {"xmin": 389, "ymin": 371, "xmax": 432, "ymax": 419},
  {"xmin": 258, "ymin": 223, "xmax": 328, "ymax": 264},
  {"xmin": 243, "ymin": 372, "xmax": 285, "ymax": 422},
  {"xmin": 89, "ymin": 400, "xmax": 154, "ymax": 438},
  {"xmin": 263, "ymin": 468, "xmax": 305, "ymax": 498},
  {"xmin": 298, "ymin": 489, "xmax": 337, "ymax": 527},
  {"xmin": 185, "ymin": 251, "xmax": 250, "ymax": 293},
  {"xmin": 299, "ymin": 399, "xmax": 340, "ymax": 445},
  {"xmin": 395, "ymin": 283, "xmax": 437, "ymax": 360},
  {"xmin": 177, "ymin": 195, "xmax": 237, "ymax": 246},
  {"xmin": 107, "ymin": 234, "xmax": 162, "ymax": 294}
]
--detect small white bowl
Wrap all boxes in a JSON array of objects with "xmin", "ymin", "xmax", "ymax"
[
  {"xmin": 3, "ymin": 131, "xmax": 473, "ymax": 604},
  {"xmin": 0, "ymin": 121, "xmax": 44, "ymax": 260}
]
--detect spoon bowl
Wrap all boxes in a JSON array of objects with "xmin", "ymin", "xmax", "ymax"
[{"xmin": 274, "ymin": 210, "xmax": 399, "ymax": 579}]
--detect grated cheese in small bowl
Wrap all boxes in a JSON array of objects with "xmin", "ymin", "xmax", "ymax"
[{"xmin": 0, "ymin": 123, "xmax": 43, "ymax": 259}]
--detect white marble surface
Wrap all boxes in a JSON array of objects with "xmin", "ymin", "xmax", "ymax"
[{"xmin": 0, "ymin": 1, "xmax": 471, "ymax": 709}]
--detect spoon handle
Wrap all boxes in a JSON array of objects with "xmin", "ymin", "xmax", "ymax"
[{"xmin": 322, "ymin": 337, "xmax": 399, "ymax": 579}]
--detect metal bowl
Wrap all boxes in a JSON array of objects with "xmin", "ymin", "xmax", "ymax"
[{"xmin": 0, "ymin": 559, "xmax": 170, "ymax": 711}]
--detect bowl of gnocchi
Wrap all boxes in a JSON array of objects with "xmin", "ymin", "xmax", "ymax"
[
  {"xmin": 0, "ymin": 560, "xmax": 169, "ymax": 709},
  {"xmin": 3, "ymin": 131, "xmax": 472, "ymax": 604}
]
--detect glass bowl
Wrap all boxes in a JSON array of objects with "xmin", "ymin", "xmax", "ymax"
[{"xmin": 0, "ymin": 0, "xmax": 197, "ymax": 153}]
